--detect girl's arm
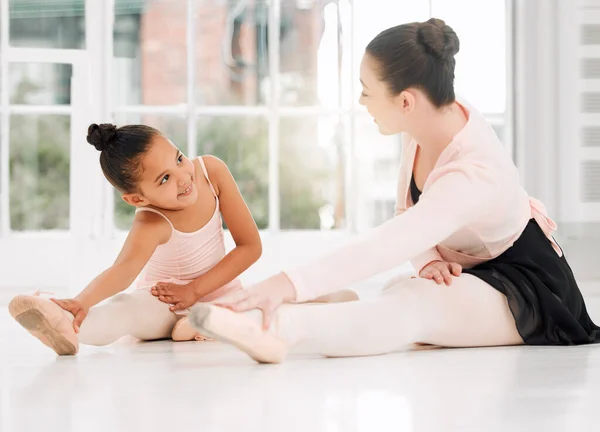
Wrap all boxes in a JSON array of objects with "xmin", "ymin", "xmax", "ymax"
[
  {"xmin": 189, "ymin": 155, "xmax": 262, "ymax": 298},
  {"xmin": 75, "ymin": 212, "xmax": 171, "ymax": 310}
]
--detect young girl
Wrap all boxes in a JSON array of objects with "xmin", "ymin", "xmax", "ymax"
[
  {"xmin": 170, "ymin": 18, "xmax": 600, "ymax": 364},
  {"xmin": 8, "ymin": 123, "xmax": 357, "ymax": 355}
]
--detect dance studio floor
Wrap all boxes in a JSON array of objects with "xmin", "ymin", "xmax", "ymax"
[{"xmin": 1, "ymin": 282, "xmax": 600, "ymax": 432}]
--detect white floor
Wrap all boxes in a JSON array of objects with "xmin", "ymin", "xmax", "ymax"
[{"xmin": 2, "ymin": 285, "xmax": 600, "ymax": 432}]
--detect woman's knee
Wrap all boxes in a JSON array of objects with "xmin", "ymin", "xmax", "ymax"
[{"xmin": 381, "ymin": 275, "xmax": 437, "ymax": 296}]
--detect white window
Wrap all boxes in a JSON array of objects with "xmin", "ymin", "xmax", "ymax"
[{"xmin": 0, "ymin": 0, "xmax": 512, "ymax": 294}]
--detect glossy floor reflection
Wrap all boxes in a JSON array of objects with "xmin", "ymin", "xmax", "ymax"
[{"xmin": 1, "ymin": 288, "xmax": 600, "ymax": 432}]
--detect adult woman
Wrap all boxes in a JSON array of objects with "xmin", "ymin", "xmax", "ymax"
[{"xmin": 155, "ymin": 18, "xmax": 600, "ymax": 363}]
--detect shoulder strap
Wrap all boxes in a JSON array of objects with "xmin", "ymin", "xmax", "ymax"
[
  {"xmin": 196, "ymin": 156, "xmax": 217, "ymax": 198},
  {"xmin": 135, "ymin": 207, "xmax": 174, "ymax": 230}
]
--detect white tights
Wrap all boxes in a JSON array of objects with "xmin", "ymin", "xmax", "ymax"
[
  {"xmin": 76, "ymin": 290, "xmax": 178, "ymax": 346},
  {"xmin": 75, "ymin": 289, "xmax": 357, "ymax": 347},
  {"xmin": 75, "ymin": 272, "xmax": 521, "ymax": 357},
  {"xmin": 267, "ymin": 273, "xmax": 523, "ymax": 357}
]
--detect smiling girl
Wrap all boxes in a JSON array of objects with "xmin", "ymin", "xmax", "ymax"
[{"xmin": 10, "ymin": 123, "xmax": 356, "ymax": 355}]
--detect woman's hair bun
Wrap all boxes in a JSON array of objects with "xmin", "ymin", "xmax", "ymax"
[{"xmin": 416, "ymin": 18, "xmax": 460, "ymax": 61}]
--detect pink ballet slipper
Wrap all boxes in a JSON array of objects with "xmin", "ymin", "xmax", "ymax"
[
  {"xmin": 8, "ymin": 292, "xmax": 78, "ymax": 355},
  {"xmin": 170, "ymin": 317, "xmax": 214, "ymax": 342},
  {"xmin": 188, "ymin": 304, "xmax": 287, "ymax": 364}
]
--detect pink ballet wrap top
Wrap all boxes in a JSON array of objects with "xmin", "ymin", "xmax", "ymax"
[{"xmin": 285, "ymin": 101, "xmax": 561, "ymax": 302}]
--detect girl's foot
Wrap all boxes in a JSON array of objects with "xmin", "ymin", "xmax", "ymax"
[
  {"xmin": 188, "ymin": 304, "xmax": 287, "ymax": 364},
  {"xmin": 8, "ymin": 293, "xmax": 78, "ymax": 355},
  {"xmin": 171, "ymin": 317, "xmax": 214, "ymax": 342}
]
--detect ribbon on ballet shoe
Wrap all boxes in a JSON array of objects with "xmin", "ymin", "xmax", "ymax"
[{"xmin": 31, "ymin": 290, "xmax": 56, "ymax": 298}]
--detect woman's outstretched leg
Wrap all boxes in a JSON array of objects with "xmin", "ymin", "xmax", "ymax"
[
  {"xmin": 188, "ymin": 274, "xmax": 523, "ymax": 363},
  {"xmin": 170, "ymin": 289, "xmax": 359, "ymax": 343},
  {"xmin": 310, "ymin": 290, "xmax": 359, "ymax": 303}
]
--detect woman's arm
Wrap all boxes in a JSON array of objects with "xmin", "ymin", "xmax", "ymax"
[
  {"xmin": 396, "ymin": 188, "xmax": 445, "ymax": 272},
  {"xmin": 188, "ymin": 155, "xmax": 262, "ymax": 298},
  {"xmin": 285, "ymin": 162, "xmax": 498, "ymax": 302},
  {"xmin": 75, "ymin": 212, "xmax": 170, "ymax": 309},
  {"xmin": 394, "ymin": 134, "xmax": 445, "ymax": 273}
]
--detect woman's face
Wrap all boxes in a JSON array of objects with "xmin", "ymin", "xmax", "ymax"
[{"xmin": 358, "ymin": 54, "xmax": 412, "ymax": 136}]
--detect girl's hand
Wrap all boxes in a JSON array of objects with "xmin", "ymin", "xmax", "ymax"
[
  {"xmin": 50, "ymin": 298, "xmax": 88, "ymax": 333},
  {"xmin": 151, "ymin": 282, "xmax": 199, "ymax": 311},
  {"xmin": 419, "ymin": 261, "xmax": 462, "ymax": 285},
  {"xmin": 214, "ymin": 273, "xmax": 297, "ymax": 330}
]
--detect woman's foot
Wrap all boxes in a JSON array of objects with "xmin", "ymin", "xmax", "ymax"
[
  {"xmin": 188, "ymin": 304, "xmax": 287, "ymax": 364},
  {"xmin": 8, "ymin": 294, "xmax": 78, "ymax": 355},
  {"xmin": 171, "ymin": 317, "xmax": 214, "ymax": 342}
]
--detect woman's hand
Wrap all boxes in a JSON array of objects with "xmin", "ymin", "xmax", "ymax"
[
  {"xmin": 151, "ymin": 281, "xmax": 199, "ymax": 311},
  {"xmin": 214, "ymin": 273, "xmax": 297, "ymax": 330},
  {"xmin": 419, "ymin": 260, "xmax": 462, "ymax": 285},
  {"xmin": 50, "ymin": 298, "xmax": 88, "ymax": 333}
]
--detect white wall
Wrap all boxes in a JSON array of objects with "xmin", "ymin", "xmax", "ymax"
[{"xmin": 514, "ymin": 0, "xmax": 600, "ymax": 280}]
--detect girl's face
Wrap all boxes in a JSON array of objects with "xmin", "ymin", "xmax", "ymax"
[{"xmin": 122, "ymin": 135, "xmax": 198, "ymax": 211}]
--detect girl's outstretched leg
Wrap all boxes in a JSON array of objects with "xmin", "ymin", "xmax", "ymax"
[
  {"xmin": 9, "ymin": 289, "xmax": 178, "ymax": 355},
  {"xmin": 77, "ymin": 289, "xmax": 177, "ymax": 345}
]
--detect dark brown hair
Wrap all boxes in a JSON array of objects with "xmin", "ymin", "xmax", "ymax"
[
  {"xmin": 365, "ymin": 18, "xmax": 460, "ymax": 108},
  {"xmin": 87, "ymin": 123, "xmax": 160, "ymax": 193}
]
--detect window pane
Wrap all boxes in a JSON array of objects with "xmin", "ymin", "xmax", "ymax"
[
  {"xmin": 354, "ymin": 114, "xmax": 402, "ymax": 230},
  {"xmin": 196, "ymin": 117, "xmax": 268, "ymax": 229},
  {"xmin": 279, "ymin": 116, "xmax": 348, "ymax": 230},
  {"xmin": 112, "ymin": 114, "xmax": 187, "ymax": 230},
  {"xmin": 196, "ymin": 0, "xmax": 269, "ymax": 106},
  {"xmin": 9, "ymin": 63, "xmax": 72, "ymax": 105},
  {"xmin": 10, "ymin": 115, "xmax": 70, "ymax": 230},
  {"xmin": 431, "ymin": 0, "xmax": 506, "ymax": 113},
  {"xmin": 279, "ymin": 0, "xmax": 352, "ymax": 107},
  {"xmin": 9, "ymin": 0, "xmax": 85, "ymax": 49},
  {"xmin": 113, "ymin": 0, "xmax": 187, "ymax": 106}
]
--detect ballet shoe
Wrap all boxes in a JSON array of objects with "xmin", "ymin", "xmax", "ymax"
[
  {"xmin": 188, "ymin": 304, "xmax": 287, "ymax": 364},
  {"xmin": 171, "ymin": 317, "xmax": 214, "ymax": 342},
  {"xmin": 8, "ymin": 293, "xmax": 79, "ymax": 355}
]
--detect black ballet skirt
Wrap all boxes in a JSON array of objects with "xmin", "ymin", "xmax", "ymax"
[{"xmin": 410, "ymin": 175, "xmax": 600, "ymax": 345}]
